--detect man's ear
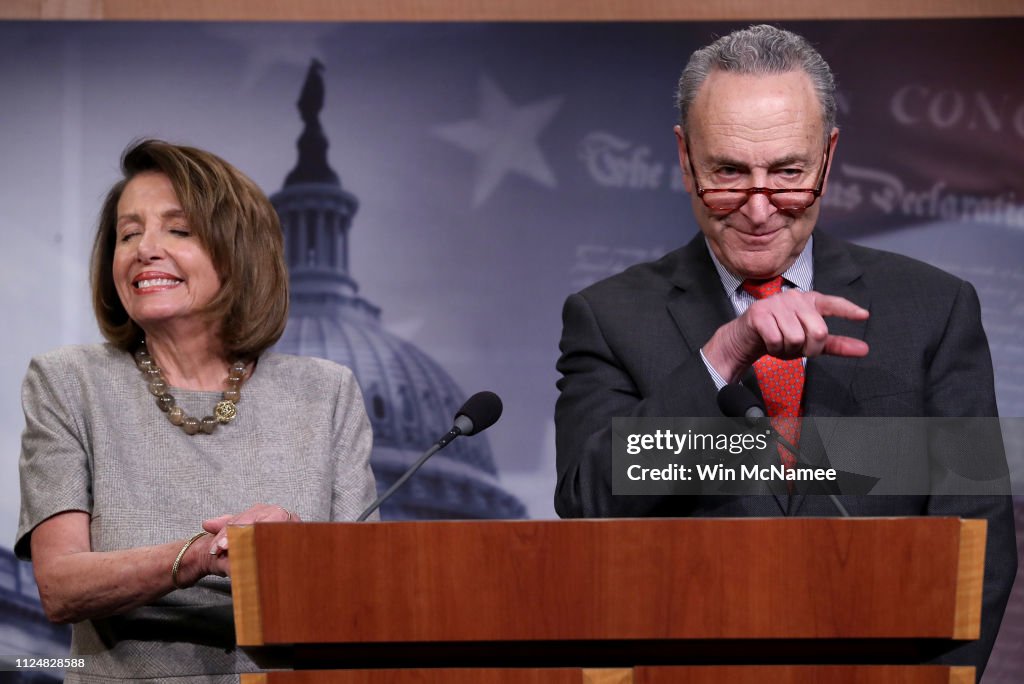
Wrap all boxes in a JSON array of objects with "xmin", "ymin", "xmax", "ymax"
[
  {"xmin": 674, "ymin": 124, "xmax": 693, "ymax": 193},
  {"xmin": 821, "ymin": 127, "xmax": 839, "ymax": 194}
]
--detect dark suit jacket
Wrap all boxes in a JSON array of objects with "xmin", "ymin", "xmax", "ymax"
[{"xmin": 554, "ymin": 230, "xmax": 1016, "ymax": 677}]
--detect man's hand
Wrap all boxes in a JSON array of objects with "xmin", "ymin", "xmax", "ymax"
[{"xmin": 703, "ymin": 290, "xmax": 869, "ymax": 383}]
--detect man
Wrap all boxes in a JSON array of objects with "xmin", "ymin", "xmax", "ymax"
[{"xmin": 554, "ymin": 24, "xmax": 1015, "ymax": 678}]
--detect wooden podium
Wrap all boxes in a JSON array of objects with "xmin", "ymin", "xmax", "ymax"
[{"xmin": 228, "ymin": 518, "xmax": 984, "ymax": 683}]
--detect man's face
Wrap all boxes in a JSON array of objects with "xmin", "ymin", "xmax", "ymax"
[{"xmin": 676, "ymin": 70, "xmax": 838, "ymax": 280}]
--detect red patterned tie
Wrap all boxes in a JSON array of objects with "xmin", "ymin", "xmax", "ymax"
[{"xmin": 741, "ymin": 277, "xmax": 804, "ymax": 473}]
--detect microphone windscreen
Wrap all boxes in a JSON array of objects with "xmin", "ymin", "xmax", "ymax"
[
  {"xmin": 455, "ymin": 391, "xmax": 503, "ymax": 435},
  {"xmin": 717, "ymin": 383, "xmax": 765, "ymax": 419}
]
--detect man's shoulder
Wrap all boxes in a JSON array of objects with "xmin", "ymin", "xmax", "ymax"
[
  {"xmin": 825, "ymin": 234, "xmax": 969, "ymax": 296},
  {"xmin": 838, "ymin": 237, "xmax": 956, "ymax": 277}
]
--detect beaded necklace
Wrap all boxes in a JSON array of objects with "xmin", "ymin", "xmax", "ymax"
[{"xmin": 134, "ymin": 341, "xmax": 246, "ymax": 435}]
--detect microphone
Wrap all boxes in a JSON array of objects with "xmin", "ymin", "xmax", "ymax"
[
  {"xmin": 356, "ymin": 391, "xmax": 503, "ymax": 521},
  {"xmin": 717, "ymin": 383, "xmax": 767, "ymax": 425},
  {"xmin": 717, "ymin": 383, "xmax": 849, "ymax": 517},
  {"xmin": 439, "ymin": 391, "xmax": 503, "ymax": 446}
]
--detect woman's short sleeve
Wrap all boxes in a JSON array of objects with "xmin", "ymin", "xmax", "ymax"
[
  {"xmin": 15, "ymin": 355, "xmax": 92, "ymax": 559},
  {"xmin": 330, "ymin": 365, "xmax": 377, "ymax": 522}
]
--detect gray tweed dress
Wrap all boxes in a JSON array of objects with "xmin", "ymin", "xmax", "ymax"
[{"xmin": 16, "ymin": 344, "xmax": 377, "ymax": 683}]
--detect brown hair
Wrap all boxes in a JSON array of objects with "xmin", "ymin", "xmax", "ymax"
[{"xmin": 91, "ymin": 139, "xmax": 289, "ymax": 359}]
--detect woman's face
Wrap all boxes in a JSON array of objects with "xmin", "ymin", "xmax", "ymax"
[{"xmin": 112, "ymin": 172, "xmax": 221, "ymax": 337}]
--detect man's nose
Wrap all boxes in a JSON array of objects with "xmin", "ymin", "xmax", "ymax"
[{"xmin": 740, "ymin": 190, "xmax": 776, "ymax": 225}]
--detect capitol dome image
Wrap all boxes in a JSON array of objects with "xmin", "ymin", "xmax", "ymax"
[{"xmin": 272, "ymin": 60, "xmax": 526, "ymax": 520}]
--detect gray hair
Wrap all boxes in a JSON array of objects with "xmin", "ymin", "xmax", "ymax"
[{"xmin": 676, "ymin": 24, "xmax": 836, "ymax": 140}]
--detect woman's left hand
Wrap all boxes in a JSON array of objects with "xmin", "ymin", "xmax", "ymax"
[{"xmin": 202, "ymin": 503, "xmax": 301, "ymax": 560}]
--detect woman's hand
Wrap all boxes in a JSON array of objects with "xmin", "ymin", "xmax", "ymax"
[
  {"xmin": 202, "ymin": 503, "xmax": 301, "ymax": 561},
  {"xmin": 29, "ymin": 503, "xmax": 301, "ymax": 623}
]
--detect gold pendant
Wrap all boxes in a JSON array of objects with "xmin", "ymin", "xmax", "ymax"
[{"xmin": 214, "ymin": 400, "xmax": 237, "ymax": 423}]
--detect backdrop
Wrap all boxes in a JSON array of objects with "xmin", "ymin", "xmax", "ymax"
[{"xmin": 0, "ymin": 18, "xmax": 1021, "ymax": 679}]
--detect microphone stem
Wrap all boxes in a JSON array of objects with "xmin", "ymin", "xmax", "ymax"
[
  {"xmin": 775, "ymin": 431, "xmax": 850, "ymax": 518},
  {"xmin": 437, "ymin": 426, "xmax": 462, "ymax": 448},
  {"xmin": 356, "ymin": 436, "xmax": 454, "ymax": 522}
]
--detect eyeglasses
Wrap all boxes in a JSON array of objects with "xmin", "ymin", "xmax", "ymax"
[{"xmin": 687, "ymin": 141, "xmax": 831, "ymax": 213}]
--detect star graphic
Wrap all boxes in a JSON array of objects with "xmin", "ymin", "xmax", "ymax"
[{"xmin": 433, "ymin": 75, "xmax": 563, "ymax": 208}]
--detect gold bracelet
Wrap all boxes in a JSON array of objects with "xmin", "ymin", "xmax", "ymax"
[{"xmin": 171, "ymin": 531, "xmax": 209, "ymax": 589}]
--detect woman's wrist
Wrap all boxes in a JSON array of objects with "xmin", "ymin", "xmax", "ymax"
[{"xmin": 171, "ymin": 531, "xmax": 210, "ymax": 589}]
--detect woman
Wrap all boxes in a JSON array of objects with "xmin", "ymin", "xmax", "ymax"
[{"xmin": 16, "ymin": 140, "xmax": 377, "ymax": 682}]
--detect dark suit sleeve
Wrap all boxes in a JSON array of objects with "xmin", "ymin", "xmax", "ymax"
[
  {"xmin": 922, "ymin": 280, "xmax": 1016, "ymax": 680},
  {"xmin": 554, "ymin": 291, "xmax": 720, "ymax": 518}
]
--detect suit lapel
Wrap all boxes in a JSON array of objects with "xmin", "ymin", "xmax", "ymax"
[
  {"xmin": 802, "ymin": 231, "xmax": 869, "ymax": 418},
  {"xmin": 664, "ymin": 235, "xmax": 739, "ymax": 359},
  {"xmin": 791, "ymin": 231, "xmax": 868, "ymax": 515},
  {"xmin": 665, "ymin": 235, "xmax": 783, "ymax": 513}
]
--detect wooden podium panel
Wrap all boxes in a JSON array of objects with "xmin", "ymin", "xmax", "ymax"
[
  {"xmin": 229, "ymin": 518, "xmax": 984, "ymax": 675},
  {"xmin": 633, "ymin": 665, "xmax": 976, "ymax": 683},
  {"xmin": 230, "ymin": 518, "xmax": 984, "ymax": 648},
  {"xmin": 240, "ymin": 665, "xmax": 974, "ymax": 684},
  {"xmin": 243, "ymin": 668, "xmax": 630, "ymax": 684}
]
